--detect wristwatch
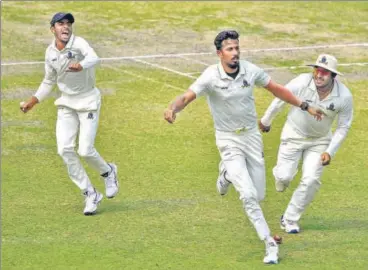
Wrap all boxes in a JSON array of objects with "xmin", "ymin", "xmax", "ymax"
[{"xmin": 300, "ymin": 101, "xmax": 309, "ymax": 111}]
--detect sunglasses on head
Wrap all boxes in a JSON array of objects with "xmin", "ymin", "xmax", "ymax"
[{"xmin": 314, "ymin": 67, "xmax": 331, "ymax": 76}]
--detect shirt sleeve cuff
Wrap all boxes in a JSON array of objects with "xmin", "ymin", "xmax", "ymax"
[{"xmin": 260, "ymin": 116, "xmax": 272, "ymax": 127}]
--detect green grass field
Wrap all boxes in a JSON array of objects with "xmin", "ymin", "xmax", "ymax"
[{"xmin": 2, "ymin": 2, "xmax": 368, "ymax": 269}]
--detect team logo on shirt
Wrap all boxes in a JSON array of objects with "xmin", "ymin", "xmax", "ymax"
[
  {"xmin": 326, "ymin": 103, "xmax": 335, "ymax": 111},
  {"xmin": 67, "ymin": 51, "xmax": 75, "ymax": 59},
  {"xmin": 241, "ymin": 79, "xmax": 250, "ymax": 88},
  {"xmin": 87, "ymin": 112, "xmax": 94, "ymax": 119}
]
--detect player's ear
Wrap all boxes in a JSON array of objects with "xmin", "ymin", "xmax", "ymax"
[
  {"xmin": 216, "ymin": 49, "xmax": 222, "ymax": 58},
  {"xmin": 50, "ymin": 26, "xmax": 55, "ymax": 34}
]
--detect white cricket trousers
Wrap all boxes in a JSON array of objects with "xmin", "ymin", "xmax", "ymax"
[
  {"xmin": 215, "ymin": 127, "xmax": 271, "ymax": 241},
  {"xmin": 273, "ymin": 122, "xmax": 329, "ymax": 222},
  {"xmin": 56, "ymin": 105, "xmax": 110, "ymax": 192}
]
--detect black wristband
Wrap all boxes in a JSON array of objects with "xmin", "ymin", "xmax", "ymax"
[{"xmin": 300, "ymin": 101, "xmax": 309, "ymax": 111}]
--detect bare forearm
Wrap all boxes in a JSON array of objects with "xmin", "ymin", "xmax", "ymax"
[
  {"xmin": 272, "ymin": 85, "xmax": 302, "ymax": 107},
  {"xmin": 169, "ymin": 95, "xmax": 189, "ymax": 113},
  {"xmin": 266, "ymin": 81, "xmax": 302, "ymax": 107}
]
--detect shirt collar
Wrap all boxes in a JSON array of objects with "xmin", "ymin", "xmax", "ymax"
[{"xmin": 217, "ymin": 61, "xmax": 246, "ymax": 80}]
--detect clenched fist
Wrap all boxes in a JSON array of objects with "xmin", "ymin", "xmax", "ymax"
[
  {"xmin": 321, "ymin": 152, "xmax": 331, "ymax": 166},
  {"xmin": 164, "ymin": 109, "xmax": 176, "ymax": 124}
]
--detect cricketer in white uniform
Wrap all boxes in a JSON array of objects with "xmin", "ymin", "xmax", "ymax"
[
  {"xmin": 20, "ymin": 13, "xmax": 119, "ymax": 216},
  {"xmin": 164, "ymin": 30, "xmax": 324, "ymax": 265},
  {"xmin": 260, "ymin": 54, "xmax": 353, "ymax": 233}
]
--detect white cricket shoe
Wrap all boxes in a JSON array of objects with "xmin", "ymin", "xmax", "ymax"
[
  {"xmin": 83, "ymin": 189, "xmax": 103, "ymax": 216},
  {"xmin": 216, "ymin": 176, "xmax": 231, "ymax": 196},
  {"xmin": 103, "ymin": 163, "xmax": 119, "ymax": 198},
  {"xmin": 263, "ymin": 239, "xmax": 279, "ymax": 264},
  {"xmin": 275, "ymin": 180, "xmax": 289, "ymax": 192},
  {"xmin": 216, "ymin": 161, "xmax": 231, "ymax": 196},
  {"xmin": 280, "ymin": 215, "xmax": 300, "ymax": 234}
]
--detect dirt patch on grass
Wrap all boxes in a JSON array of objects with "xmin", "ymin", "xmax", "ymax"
[
  {"xmin": 2, "ymin": 19, "xmax": 367, "ymax": 84},
  {"xmin": 265, "ymin": 23, "xmax": 309, "ymax": 34}
]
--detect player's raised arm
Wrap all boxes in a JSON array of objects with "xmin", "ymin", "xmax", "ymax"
[
  {"xmin": 264, "ymin": 80, "xmax": 325, "ymax": 121},
  {"xmin": 259, "ymin": 74, "xmax": 307, "ymax": 132},
  {"xmin": 164, "ymin": 64, "xmax": 212, "ymax": 124},
  {"xmin": 164, "ymin": 90, "xmax": 197, "ymax": 124}
]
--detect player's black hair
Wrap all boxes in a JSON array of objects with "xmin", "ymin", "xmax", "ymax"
[{"xmin": 214, "ymin": 30, "xmax": 239, "ymax": 50}]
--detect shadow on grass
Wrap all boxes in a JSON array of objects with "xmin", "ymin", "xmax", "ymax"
[
  {"xmin": 302, "ymin": 216, "xmax": 368, "ymax": 231},
  {"xmin": 98, "ymin": 198, "xmax": 198, "ymax": 214}
]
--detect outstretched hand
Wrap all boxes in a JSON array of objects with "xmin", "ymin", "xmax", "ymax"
[
  {"xmin": 307, "ymin": 106, "xmax": 326, "ymax": 121},
  {"xmin": 20, "ymin": 96, "xmax": 39, "ymax": 113},
  {"xmin": 67, "ymin": 63, "xmax": 83, "ymax": 72},
  {"xmin": 321, "ymin": 152, "xmax": 331, "ymax": 166},
  {"xmin": 164, "ymin": 109, "xmax": 176, "ymax": 124}
]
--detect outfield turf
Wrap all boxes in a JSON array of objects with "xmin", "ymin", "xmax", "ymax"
[{"xmin": 2, "ymin": 2, "xmax": 368, "ymax": 269}]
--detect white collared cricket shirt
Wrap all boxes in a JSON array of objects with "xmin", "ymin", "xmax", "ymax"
[
  {"xmin": 34, "ymin": 34, "xmax": 101, "ymax": 111},
  {"xmin": 190, "ymin": 60, "xmax": 271, "ymax": 132},
  {"xmin": 261, "ymin": 73, "xmax": 353, "ymax": 156}
]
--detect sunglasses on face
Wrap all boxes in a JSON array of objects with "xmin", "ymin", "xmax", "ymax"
[{"xmin": 314, "ymin": 67, "xmax": 331, "ymax": 76}]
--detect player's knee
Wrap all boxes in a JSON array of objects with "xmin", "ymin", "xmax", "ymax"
[
  {"xmin": 239, "ymin": 189, "xmax": 258, "ymax": 203},
  {"xmin": 58, "ymin": 146, "xmax": 75, "ymax": 157},
  {"xmin": 241, "ymin": 194, "xmax": 260, "ymax": 213},
  {"xmin": 302, "ymin": 176, "xmax": 321, "ymax": 188},
  {"xmin": 273, "ymin": 166, "xmax": 295, "ymax": 182},
  {"xmin": 77, "ymin": 146, "xmax": 95, "ymax": 158},
  {"xmin": 57, "ymin": 147, "xmax": 77, "ymax": 164}
]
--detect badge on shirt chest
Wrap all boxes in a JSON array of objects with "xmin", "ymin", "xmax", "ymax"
[
  {"xmin": 241, "ymin": 79, "xmax": 250, "ymax": 88},
  {"xmin": 66, "ymin": 51, "xmax": 76, "ymax": 59},
  {"xmin": 326, "ymin": 103, "xmax": 335, "ymax": 111}
]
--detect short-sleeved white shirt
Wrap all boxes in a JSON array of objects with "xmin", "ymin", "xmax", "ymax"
[
  {"xmin": 35, "ymin": 34, "xmax": 101, "ymax": 110},
  {"xmin": 190, "ymin": 60, "xmax": 270, "ymax": 132},
  {"xmin": 261, "ymin": 73, "xmax": 354, "ymax": 156},
  {"xmin": 262, "ymin": 73, "xmax": 353, "ymax": 138}
]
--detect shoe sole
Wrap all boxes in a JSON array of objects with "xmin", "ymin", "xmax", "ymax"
[
  {"xmin": 84, "ymin": 194, "xmax": 103, "ymax": 216},
  {"xmin": 264, "ymin": 260, "xmax": 278, "ymax": 265},
  {"xmin": 84, "ymin": 211, "xmax": 97, "ymax": 216},
  {"xmin": 106, "ymin": 164, "xmax": 119, "ymax": 199}
]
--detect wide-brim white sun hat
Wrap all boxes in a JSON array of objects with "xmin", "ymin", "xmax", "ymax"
[{"xmin": 307, "ymin": 54, "xmax": 343, "ymax": 76}]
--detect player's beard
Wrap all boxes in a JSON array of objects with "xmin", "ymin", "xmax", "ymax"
[
  {"xmin": 226, "ymin": 61, "xmax": 239, "ymax": 69},
  {"xmin": 314, "ymin": 75, "xmax": 332, "ymax": 90}
]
